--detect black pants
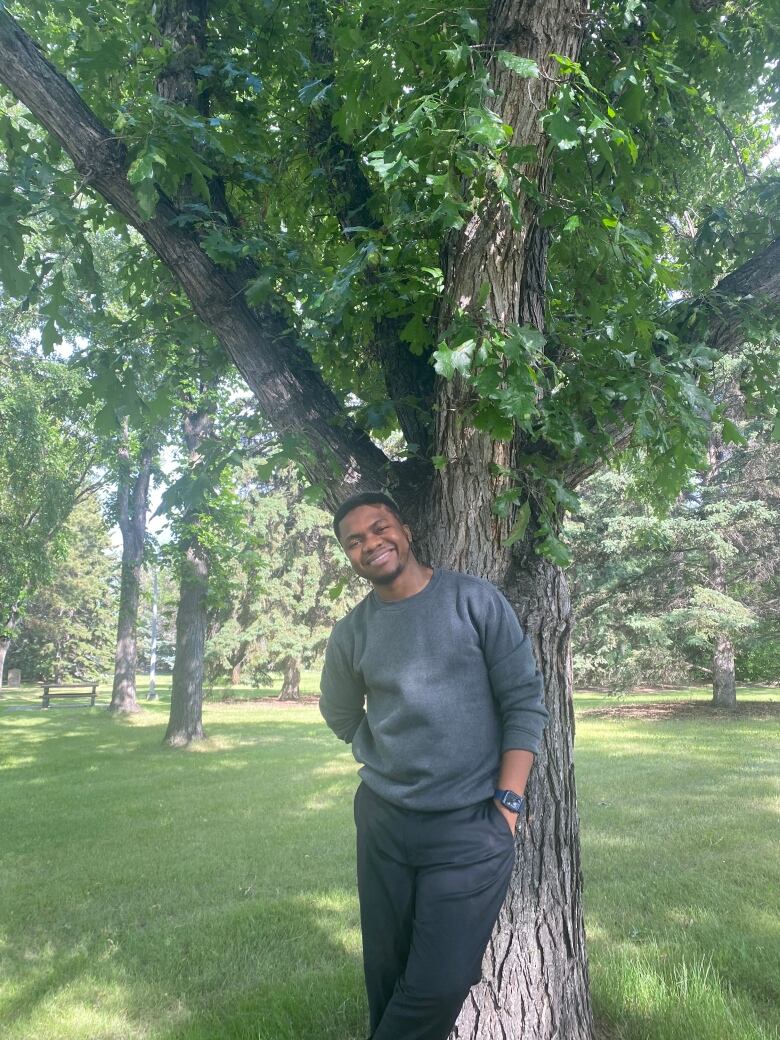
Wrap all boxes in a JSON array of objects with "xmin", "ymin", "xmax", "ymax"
[{"xmin": 354, "ymin": 782, "xmax": 515, "ymax": 1040}]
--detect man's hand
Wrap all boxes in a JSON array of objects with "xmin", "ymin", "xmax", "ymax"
[{"xmin": 493, "ymin": 799, "xmax": 518, "ymax": 835}]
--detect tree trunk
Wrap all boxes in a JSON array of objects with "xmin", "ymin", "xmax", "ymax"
[
  {"xmin": 416, "ymin": 478, "xmax": 592, "ymax": 1038},
  {"xmin": 147, "ymin": 567, "xmax": 159, "ymax": 700},
  {"xmin": 0, "ymin": 609, "xmax": 20, "ymax": 690},
  {"xmin": 0, "ymin": 637, "xmax": 9, "ymax": 688},
  {"xmin": 110, "ymin": 437, "xmax": 154, "ymax": 713},
  {"xmin": 230, "ymin": 659, "xmax": 243, "ymax": 685},
  {"xmin": 712, "ymin": 632, "xmax": 736, "ymax": 709},
  {"xmin": 277, "ymin": 656, "xmax": 301, "ymax": 701},
  {"xmin": 706, "ymin": 427, "xmax": 738, "ymax": 710},
  {"xmin": 413, "ymin": 0, "xmax": 594, "ymax": 1028},
  {"xmin": 164, "ymin": 543, "xmax": 207, "ymax": 746},
  {"xmin": 111, "ymin": 556, "xmax": 143, "ymax": 712},
  {"xmin": 164, "ymin": 407, "xmax": 212, "ymax": 746}
]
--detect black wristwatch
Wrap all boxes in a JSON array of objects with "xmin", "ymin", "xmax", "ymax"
[{"xmin": 494, "ymin": 788, "xmax": 526, "ymax": 814}]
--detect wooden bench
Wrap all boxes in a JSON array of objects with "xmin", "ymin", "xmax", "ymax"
[{"xmin": 40, "ymin": 683, "xmax": 99, "ymax": 709}]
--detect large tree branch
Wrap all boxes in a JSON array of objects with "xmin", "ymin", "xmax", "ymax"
[
  {"xmin": 700, "ymin": 236, "xmax": 780, "ymax": 354},
  {"xmin": 563, "ymin": 235, "xmax": 780, "ymax": 489},
  {"xmin": 0, "ymin": 8, "xmax": 389, "ymax": 504}
]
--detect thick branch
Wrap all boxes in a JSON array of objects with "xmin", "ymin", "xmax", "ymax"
[
  {"xmin": 702, "ymin": 236, "xmax": 780, "ymax": 354},
  {"xmin": 563, "ymin": 235, "xmax": 780, "ymax": 489},
  {"xmin": 0, "ymin": 8, "xmax": 388, "ymax": 502}
]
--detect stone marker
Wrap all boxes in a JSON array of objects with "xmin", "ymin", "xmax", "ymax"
[{"xmin": 7, "ymin": 669, "xmax": 21, "ymax": 687}]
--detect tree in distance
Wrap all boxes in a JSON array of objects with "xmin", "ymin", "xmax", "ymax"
[
  {"xmin": 0, "ymin": 345, "xmax": 101, "ymax": 686},
  {"xmin": 6, "ymin": 495, "xmax": 118, "ymax": 684},
  {"xmin": 568, "ymin": 357, "xmax": 779, "ymax": 701},
  {"xmin": 206, "ymin": 470, "xmax": 362, "ymax": 699}
]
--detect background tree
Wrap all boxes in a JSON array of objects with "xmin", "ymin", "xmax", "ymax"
[
  {"xmin": 159, "ymin": 373, "xmax": 266, "ymax": 746},
  {"xmin": 567, "ymin": 409, "xmax": 779, "ymax": 694},
  {"xmin": 106, "ymin": 425, "xmax": 156, "ymax": 712},
  {"xmin": 6, "ymin": 495, "xmax": 118, "ymax": 683},
  {"xmin": 2, "ymin": 1, "xmax": 780, "ymax": 1034},
  {"xmin": 205, "ymin": 470, "xmax": 361, "ymax": 698},
  {"xmin": 0, "ymin": 344, "xmax": 100, "ymax": 686}
]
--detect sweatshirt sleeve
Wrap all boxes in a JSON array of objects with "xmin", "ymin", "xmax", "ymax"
[
  {"xmin": 319, "ymin": 624, "xmax": 367, "ymax": 743},
  {"xmin": 480, "ymin": 587, "xmax": 548, "ymax": 754}
]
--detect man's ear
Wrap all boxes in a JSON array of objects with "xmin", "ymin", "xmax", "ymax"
[{"xmin": 403, "ymin": 523, "xmax": 413, "ymax": 543}]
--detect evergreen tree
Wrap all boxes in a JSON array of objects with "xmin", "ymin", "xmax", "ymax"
[
  {"xmin": 7, "ymin": 496, "xmax": 118, "ymax": 683},
  {"xmin": 568, "ymin": 420, "xmax": 779, "ymax": 693},
  {"xmin": 206, "ymin": 472, "xmax": 361, "ymax": 697},
  {"xmin": 0, "ymin": 345, "xmax": 100, "ymax": 685}
]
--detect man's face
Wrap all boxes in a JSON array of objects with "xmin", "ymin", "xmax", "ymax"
[{"xmin": 337, "ymin": 504, "xmax": 413, "ymax": 586}]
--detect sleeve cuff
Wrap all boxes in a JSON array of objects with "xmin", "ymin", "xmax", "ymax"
[{"xmin": 501, "ymin": 729, "xmax": 543, "ymax": 755}]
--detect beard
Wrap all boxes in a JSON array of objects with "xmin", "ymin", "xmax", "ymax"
[{"xmin": 368, "ymin": 561, "xmax": 405, "ymax": 585}]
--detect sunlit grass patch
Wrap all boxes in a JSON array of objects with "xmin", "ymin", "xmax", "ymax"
[{"xmin": 1, "ymin": 685, "xmax": 777, "ymax": 1039}]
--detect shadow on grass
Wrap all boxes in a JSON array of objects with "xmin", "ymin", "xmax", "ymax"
[
  {"xmin": 1, "ymin": 702, "xmax": 368, "ymax": 1039},
  {"xmin": 1, "ymin": 897, "xmax": 366, "ymax": 1040}
]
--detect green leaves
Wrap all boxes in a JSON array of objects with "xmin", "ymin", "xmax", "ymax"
[
  {"xmin": 127, "ymin": 147, "xmax": 161, "ymax": 220},
  {"xmin": 496, "ymin": 53, "xmax": 539, "ymax": 79},
  {"xmin": 504, "ymin": 501, "xmax": 530, "ymax": 547},
  {"xmin": 721, "ymin": 419, "xmax": 747, "ymax": 446},
  {"xmin": 432, "ymin": 336, "xmax": 476, "ymax": 379}
]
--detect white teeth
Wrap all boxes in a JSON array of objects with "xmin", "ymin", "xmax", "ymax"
[{"xmin": 369, "ymin": 548, "xmax": 392, "ymax": 564}]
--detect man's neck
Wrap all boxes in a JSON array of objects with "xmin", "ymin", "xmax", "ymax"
[{"xmin": 372, "ymin": 559, "xmax": 434, "ymax": 603}]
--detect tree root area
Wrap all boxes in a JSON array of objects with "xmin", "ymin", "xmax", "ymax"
[
  {"xmin": 214, "ymin": 695, "xmax": 320, "ymax": 708},
  {"xmin": 580, "ymin": 699, "xmax": 779, "ymax": 721}
]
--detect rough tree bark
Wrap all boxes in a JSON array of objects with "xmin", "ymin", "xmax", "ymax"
[
  {"xmin": 3, "ymin": 4, "xmax": 780, "ymax": 1035},
  {"xmin": 164, "ymin": 407, "xmax": 211, "ymax": 746},
  {"xmin": 277, "ymin": 656, "xmax": 302, "ymax": 701},
  {"xmin": 110, "ymin": 434, "xmax": 154, "ymax": 713},
  {"xmin": 712, "ymin": 628, "xmax": 737, "ymax": 708},
  {"xmin": 415, "ymin": 2, "xmax": 593, "ymax": 1032}
]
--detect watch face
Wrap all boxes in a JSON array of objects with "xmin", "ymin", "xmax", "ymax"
[{"xmin": 501, "ymin": 791, "xmax": 525, "ymax": 813}]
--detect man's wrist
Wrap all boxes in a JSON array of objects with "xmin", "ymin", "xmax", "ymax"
[{"xmin": 494, "ymin": 788, "xmax": 526, "ymax": 814}]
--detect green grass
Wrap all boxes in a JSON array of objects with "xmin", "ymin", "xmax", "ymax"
[{"xmin": 0, "ymin": 681, "xmax": 777, "ymax": 1040}]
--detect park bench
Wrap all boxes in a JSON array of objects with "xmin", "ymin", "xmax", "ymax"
[{"xmin": 40, "ymin": 683, "xmax": 99, "ymax": 709}]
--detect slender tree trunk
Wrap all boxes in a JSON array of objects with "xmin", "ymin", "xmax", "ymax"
[
  {"xmin": 0, "ymin": 609, "xmax": 20, "ymax": 690},
  {"xmin": 112, "ymin": 555, "xmax": 142, "ymax": 711},
  {"xmin": 0, "ymin": 637, "xmax": 9, "ymax": 688},
  {"xmin": 110, "ymin": 439, "xmax": 154, "ymax": 714},
  {"xmin": 230, "ymin": 659, "xmax": 243, "ymax": 685},
  {"xmin": 706, "ymin": 427, "xmax": 738, "ymax": 709},
  {"xmin": 277, "ymin": 656, "xmax": 301, "ymax": 701},
  {"xmin": 712, "ymin": 631, "xmax": 737, "ymax": 708},
  {"xmin": 164, "ymin": 543, "xmax": 207, "ymax": 746},
  {"xmin": 147, "ymin": 567, "xmax": 159, "ymax": 701},
  {"xmin": 164, "ymin": 407, "xmax": 212, "ymax": 746}
]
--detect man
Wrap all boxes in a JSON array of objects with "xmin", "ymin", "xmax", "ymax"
[{"xmin": 320, "ymin": 492, "xmax": 548, "ymax": 1040}]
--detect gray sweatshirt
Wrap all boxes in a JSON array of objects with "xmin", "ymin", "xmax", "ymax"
[{"xmin": 319, "ymin": 568, "xmax": 548, "ymax": 810}]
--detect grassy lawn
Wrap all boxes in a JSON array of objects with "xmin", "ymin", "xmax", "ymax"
[{"xmin": 0, "ymin": 680, "xmax": 777, "ymax": 1040}]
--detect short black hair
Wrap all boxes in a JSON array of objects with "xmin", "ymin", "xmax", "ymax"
[{"xmin": 333, "ymin": 492, "xmax": 404, "ymax": 541}]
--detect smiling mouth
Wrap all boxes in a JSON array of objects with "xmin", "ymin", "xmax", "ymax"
[{"xmin": 366, "ymin": 547, "xmax": 394, "ymax": 567}]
